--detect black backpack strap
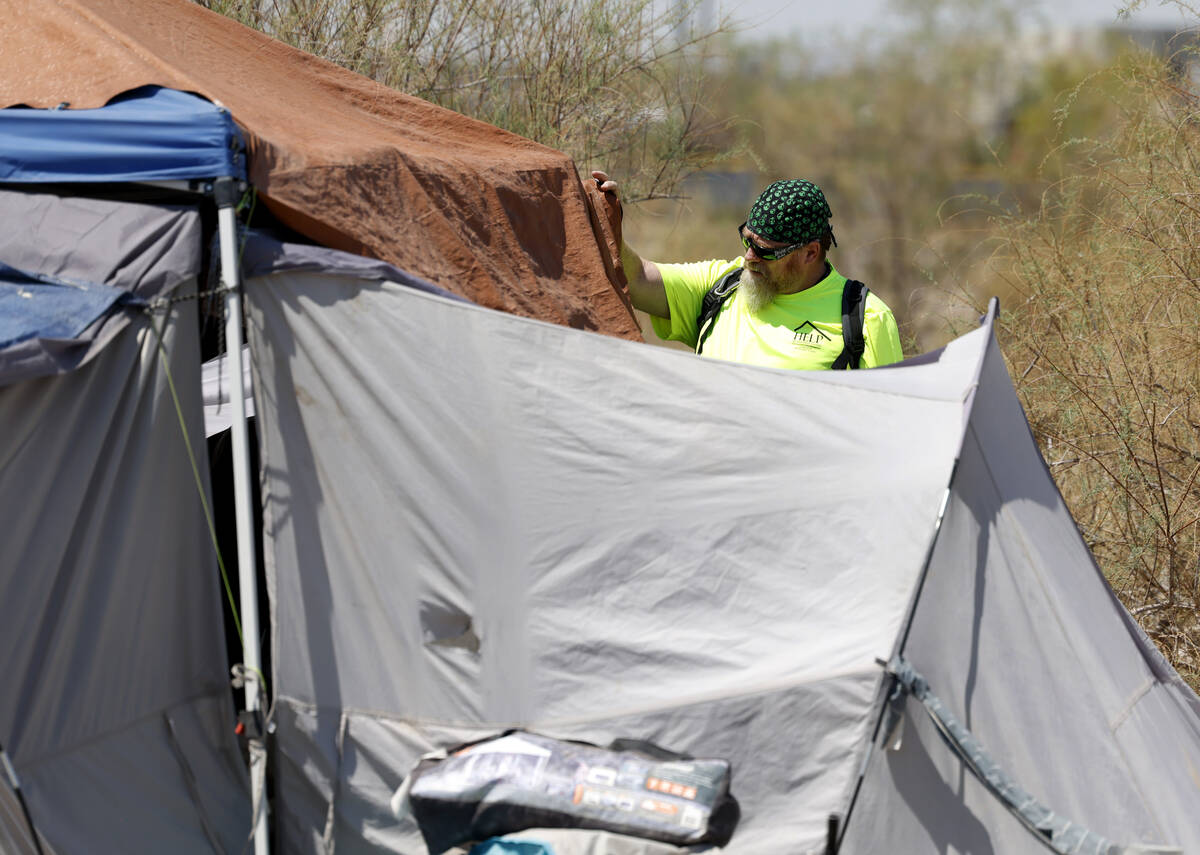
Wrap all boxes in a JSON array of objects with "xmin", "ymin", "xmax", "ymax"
[
  {"xmin": 831, "ymin": 279, "xmax": 869, "ymax": 370},
  {"xmin": 695, "ymin": 267, "xmax": 743, "ymax": 355}
]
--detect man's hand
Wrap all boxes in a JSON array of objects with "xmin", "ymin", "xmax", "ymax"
[
  {"xmin": 592, "ymin": 169, "xmax": 619, "ymax": 195},
  {"xmin": 590, "ymin": 170, "xmax": 669, "ymax": 319}
]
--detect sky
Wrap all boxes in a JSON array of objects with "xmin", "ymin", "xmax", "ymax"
[{"xmin": 715, "ymin": 0, "xmax": 1200, "ymax": 42}]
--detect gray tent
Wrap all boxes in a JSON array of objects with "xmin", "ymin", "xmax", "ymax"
[
  {"xmin": 3, "ymin": 82, "xmax": 1199, "ymax": 855},
  {"xmin": 239, "ymin": 237, "xmax": 1200, "ymax": 854},
  {"xmin": 0, "ymin": 188, "xmax": 250, "ymax": 852},
  {"xmin": 7, "ymin": 203, "xmax": 1200, "ymax": 854}
]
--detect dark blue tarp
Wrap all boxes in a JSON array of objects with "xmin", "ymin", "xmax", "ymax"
[
  {"xmin": 0, "ymin": 86, "xmax": 245, "ymax": 183},
  {"xmin": 0, "ymin": 263, "xmax": 132, "ymax": 351}
]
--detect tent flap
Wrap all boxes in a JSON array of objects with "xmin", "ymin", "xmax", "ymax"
[
  {"xmin": 245, "ymin": 241, "xmax": 982, "ymax": 852},
  {"xmin": 0, "ymin": 266, "xmax": 129, "ymax": 350}
]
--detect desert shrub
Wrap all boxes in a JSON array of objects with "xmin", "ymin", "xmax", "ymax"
[{"xmin": 994, "ymin": 46, "xmax": 1200, "ymax": 688}]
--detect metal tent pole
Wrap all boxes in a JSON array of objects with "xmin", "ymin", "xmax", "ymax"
[
  {"xmin": 1, "ymin": 740, "xmax": 44, "ymax": 855},
  {"xmin": 214, "ymin": 177, "xmax": 270, "ymax": 855}
]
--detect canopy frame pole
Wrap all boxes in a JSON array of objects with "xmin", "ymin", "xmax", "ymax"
[{"xmin": 214, "ymin": 177, "xmax": 270, "ymax": 855}]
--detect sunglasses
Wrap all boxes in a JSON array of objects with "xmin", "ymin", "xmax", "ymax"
[{"xmin": 738, "ymin": 222, "xmax": 812, "ymax": 261}]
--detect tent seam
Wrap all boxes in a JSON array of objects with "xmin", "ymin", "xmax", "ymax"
[
  {"xmin": 273, "ymin": 663, "xmax": 885, "ymax": 729},
  {"xmin": 13, "ymin": 687, "xmax": 232, "ymax": 772},
  {"xmin": 1106, "ymin": 681, "xmax": 1179, "ymax": 845},
  {"xmin": 1109, "ymin": 677, "xmax": 1156, "ymax": 734}
]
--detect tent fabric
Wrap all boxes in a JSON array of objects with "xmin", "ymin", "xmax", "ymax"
[
  {"xmin": 0, "ymin": 0, "xmax": 641, "ymax": 340},
  {"xmin": 881, "ymin": 657, "xmax": 1173, "ymax": 855},
  {"xmin": 245, "ymin": 239, "xmax": 988, "ymax": 852},
  {"xmin": 245, "ymin": 241, "xmax": 1200, "ymax": 853},
  {"xmin": 838, "ymin": 335, "xmax": 1200, "ymax": 854},
  {"xmin": 0, "ymin": 294, "xmax": 250, "ymax": 852},
  {"xmin": 203, "ymin": 239, "xmax": 464, "ymax": 437},
  {"xmin": 240, "ymin": 231, "xmax": 466, "ymax": 303},
  {"xmin": 0, "ymin": 188, "xmax": 203, "ymax": 386},
  {"xmin": 0, "ymin": 85, "xmax": 245, "ymax": 183}
]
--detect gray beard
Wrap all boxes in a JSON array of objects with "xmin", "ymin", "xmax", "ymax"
[{"xmin": 739, "ymin": 270, "xmax": 779, "ymax": 315}]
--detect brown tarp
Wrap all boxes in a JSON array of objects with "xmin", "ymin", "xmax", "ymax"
[{"xmin": 0, "ymin": 0, "xmax": 638, "ymax": 338}]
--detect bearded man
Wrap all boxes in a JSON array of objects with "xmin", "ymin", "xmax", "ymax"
[{"xmin": 593, "ymin": 171, "xmax": 904, "ymax": 371}]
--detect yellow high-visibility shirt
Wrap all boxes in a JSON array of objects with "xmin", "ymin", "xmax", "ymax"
[{"xmin": 651, "ymin": 258, "xmax": 904, "ymax": 370}]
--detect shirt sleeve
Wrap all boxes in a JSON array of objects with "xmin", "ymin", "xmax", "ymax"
[
  {"xmin": 649, "ymin": 258, "xmax": 742, "ymax": 349},
  {"xmin": 862, "ymin": 293, "xmax": 904, "ymax": 368}
]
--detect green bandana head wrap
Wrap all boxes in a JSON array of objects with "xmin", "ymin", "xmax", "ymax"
[{"xmin": 745, "ymin": 179, "xmax": 833, "ymax": 246}]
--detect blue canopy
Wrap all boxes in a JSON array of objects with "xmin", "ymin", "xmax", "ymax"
[{"xmin": 0, "ymin": 86, "xmax": 246, "ymax": 184}]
